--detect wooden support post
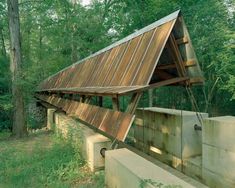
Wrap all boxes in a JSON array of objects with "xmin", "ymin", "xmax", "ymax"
[
  {"xmin": 148, "ymin": 89, "xmax": 153, "ymax": 107},
  {"xmin": 112, "ymin": 96, "xmax": 119, "ymax": 111},
  {"xmin": 69, "ymin": 94, "xmax": 73, "ymax": 100},
  {"xmin": 98, "ymin": 96, "xmax": 103, "ymax": 107},
  {"xmin": 126, "ymin": 92, "xmax": 142, "ymax": 114},
  {"xmin": 168, "ymin": 34, "xmax": 187, "ymax": 77},
  {"xmin": 80, "ymin": 95, "xmax": 85, "ymax": 102}
]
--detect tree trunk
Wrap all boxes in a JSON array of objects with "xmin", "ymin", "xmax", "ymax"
[{"xmin": 7, "ymin": 0, "xmax": 27, "ymax": 137}]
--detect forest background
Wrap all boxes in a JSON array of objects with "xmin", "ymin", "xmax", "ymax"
[{"xmin": 0, "ymin": 0, "xmax": 234, "ymax": 131}]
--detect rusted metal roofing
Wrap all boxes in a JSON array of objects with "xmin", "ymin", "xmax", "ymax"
[
  {"xmin": 37, "ymin": 10, "xmax": 204, "ymax": 96},
  {"xmin": 36, "ymin": 94, "xmax": 134, "ymax": 141}
]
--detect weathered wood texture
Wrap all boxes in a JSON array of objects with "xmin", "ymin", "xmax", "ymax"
[
  {"xmin": 36, "ymin": 94, "xmax": 134, "ymax": 141},
  {"xmin": 37, "ymin": 10, "xmax": 203, "ymax": 96}
]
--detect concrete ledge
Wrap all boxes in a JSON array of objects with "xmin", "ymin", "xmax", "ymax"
[
  {"xmin": 203, "ymin": 116, "xmax": 235, "ymax": 152},
  {"xmin": 105, "ymin": 148, "xmax": 205, "ymax": 188}
]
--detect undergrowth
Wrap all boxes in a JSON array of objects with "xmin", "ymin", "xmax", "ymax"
[{"xmin": 0, "ymin": 131, "xmax": 105, "ymax": 188}]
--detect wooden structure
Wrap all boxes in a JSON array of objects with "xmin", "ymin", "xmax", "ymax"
[{"xmin": 36, "ymin": 10, "xmax": 204, "ymax": 142}]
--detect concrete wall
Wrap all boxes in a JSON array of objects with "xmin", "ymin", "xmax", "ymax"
[
  {"xmin": 48, "ymin": 110, "xmax": 111, "ymax": 172},
  {"xmin": 202, "ymin": 116, "xmax": 235, "ymax": 188},
  {"xmin": 105, "ymin": 148, "xmax": 207, "ymax": 188},
  {"xmin": 134, "ymin": 107, "xmax": 208, "ymax": 170}
]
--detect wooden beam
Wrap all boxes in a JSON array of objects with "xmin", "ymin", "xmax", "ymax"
[
  {"xmin": 157, "ymin": 59, "xmax": 196, "ymax": 70},
  {"xmin": 176, "ymin": 36, "xmax": 188, "ymax": 45},
  {"xmin": 168, "ymin": 34, "xmax": 187, "ymax": 77},
  {"xmin": 157, "ymin": 63, "xmax": 176, "ymax": 70},
  {"xmin": 126, "ymin": 93, "xmax": 142, "ymax": 114},
  {"xmin": 146, "ymin": 77, "xmax": 189, "ymax": 89},
  {"xmin": 120, "ymin": 77, "xmax": 189, "ymax": 95},
  {"xmin": 189, "ymin": 77, "xmax": 204, "ymax": 84},
  {"xmin": 155, "ymin": 69, "xmax": 175, "ymax": 80},
  {"xmin": 112, "ymin": 96, "xmax": 119, "ymax": 111},
  {"xmin": 185, "ymin": 59, "xmax": 196, "ymax": 67}
]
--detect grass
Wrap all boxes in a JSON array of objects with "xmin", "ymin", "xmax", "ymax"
[{"xmin": 0, "ymin": 131, "xmax": 105, "ymax": 188}]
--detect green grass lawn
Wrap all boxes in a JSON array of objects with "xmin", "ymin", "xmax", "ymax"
[{"xmin": 0, "ymin": 131, "xmax": 104, "ymax": 188}]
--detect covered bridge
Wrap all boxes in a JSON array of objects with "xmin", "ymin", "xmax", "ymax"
[{"xmin": 36, "ymin": 10, "xmax": 204, "ymax": 143}]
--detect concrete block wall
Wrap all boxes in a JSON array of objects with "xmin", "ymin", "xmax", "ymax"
[
  {"xmin": 202, "ymin": 116, "xmax": 235, "ymax": 188},
  {"xmin": 134, "ymin": 107, "xmax": 208, "ymax": 170}
]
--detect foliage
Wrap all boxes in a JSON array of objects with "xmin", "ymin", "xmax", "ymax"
[
  {"xmin": 0, "ymin": 56, "xmax": 12, "ymax": 130},
  {"xmin": 0, "ymin": 131, "xmax": 105, "ymax": 188},
  {"xmin": 140, "ymin": 178, "xmax": 182, "ymax": 188},
  {"xmin": 0, "ymin": 0, "xmax": 234, "ymax": 132}
]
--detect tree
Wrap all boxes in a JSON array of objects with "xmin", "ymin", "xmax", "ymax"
[{"xmin": 7, "ymin": 0, "xmax": 27, "ymax": 137}]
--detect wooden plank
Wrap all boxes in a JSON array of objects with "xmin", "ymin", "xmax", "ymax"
[
  {"xmin": 102, "ymin": 42, "xmax": 128, "ymax": 86},
  {"xmin": 92, "ymin": 108, "xmax": 109, "ymax": 128},
  {"xmin": 110, "ymin": 36, "xmax": 142, "ymax": 86},
  {"xmin": 131, "ymin": 27, "xmax": 159, "ymax": 85},
  {"xmin": 99, "ymin": 111, "xmax": 119, "ymax": 134},
  {"xmin": 37, "ymin": 94, "xmax": 135, "ymax": 141},
  {"xmin": 73, "ymin": 53, "xmax": 106, "ymax": 87},
  {"xmin": 116, "ymin": 114, "xmax": 135, "ymax": 141},
  {"xmin": 85, "ymin": 51, "xmax": 111, "ymax": 87},
  {"xmin": 79, "ymin": 56, "xmax": 99, "ymax": 87},
  {"xmin": 67, "ymin": 60, "xmax": 86, "ymax": 88},
  {"xmin": 176, "ymin": 36, "xmax": 188, "ymax": 45},
  {"xmin": 96, "ymin": 46, "xmax": 120, "ymax": 86},
  {"xmin": 121, "ymin": 29, "xmax": 155, "ymax": 86}
]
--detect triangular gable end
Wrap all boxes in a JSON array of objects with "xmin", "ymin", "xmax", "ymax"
[{"xmin": 148, "ymin": 11, "xmax": 204, "ymax": 87}]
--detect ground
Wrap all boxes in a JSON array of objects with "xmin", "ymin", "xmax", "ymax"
[{"xmin": 0, "ymin": 130, "xmax": 105, "ymax": 188}]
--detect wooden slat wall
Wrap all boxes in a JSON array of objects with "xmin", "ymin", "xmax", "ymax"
[
  {"xmin": 38, "ymin": 20, "xmax": 176, "ymax": 91},
  {"xmin": 36, "ymin": 94, "xmax": 134, "ymax": 141}
]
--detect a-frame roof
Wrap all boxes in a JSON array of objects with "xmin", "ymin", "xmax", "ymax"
[
  {"xmin": 37, "ymin": 10, "xmax": 204, "ymax": 97},
  {"xmin": 36, "ymin": 10, "xmax": 205, "ymax": 142}
]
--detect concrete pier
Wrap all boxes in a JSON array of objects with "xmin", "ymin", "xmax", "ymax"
[{"xmin": 202, "ymin": 116, "xmax": 235, "ymax": 188}]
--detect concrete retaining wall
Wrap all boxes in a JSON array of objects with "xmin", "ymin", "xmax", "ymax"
[
  {"xmin": 134, "ymin": 107, "xmax": 208, "ymax": 170},
  {"xmin": 105, "ymin": 148, "xmax": 208, "ymax": 188},
  {"xmin": 202, "ymin": 116, "xmax": 235, "ymax": 188}
]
